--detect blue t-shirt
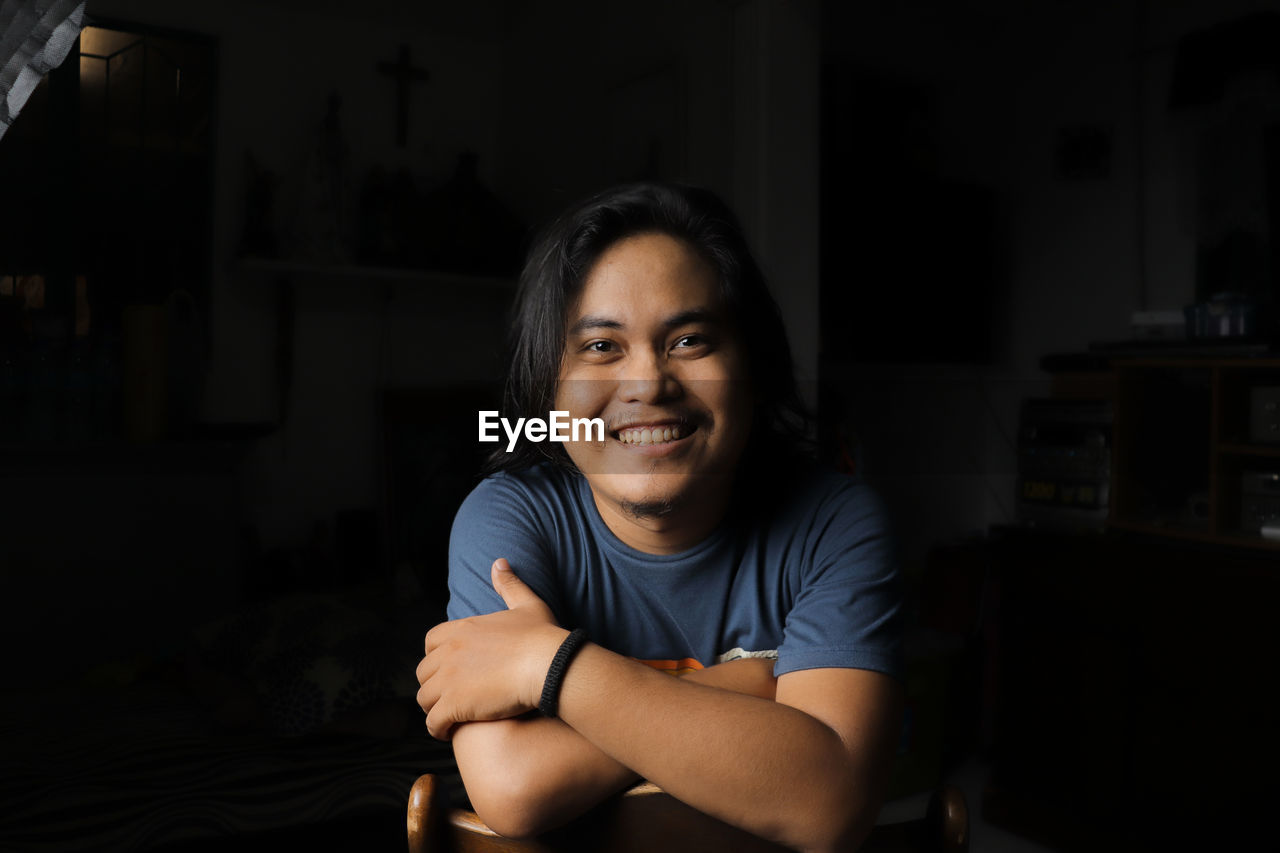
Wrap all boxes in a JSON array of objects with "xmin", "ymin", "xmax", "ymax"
[{"xmin": 446, "ymin": 462, "xmax": 903, "ymax": 680}]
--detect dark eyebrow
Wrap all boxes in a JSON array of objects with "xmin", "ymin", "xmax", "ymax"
[
  {"xmin": 567, "ymin": 308, "xmax": 721, "ymax": 337},
  {"xmin": 567, "ymin": 315, "xmax": 624, "ymax": 335},
  {"xmin": 663, "ymin": 308, "xmax": 719, "ymax": 329}
]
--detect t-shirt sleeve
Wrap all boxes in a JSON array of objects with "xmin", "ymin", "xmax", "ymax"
[
  {"xmin": 776, "ymin": 480, "xmax": 904, "ymax": 680},
  {"xmin": 446, "ymin": 474, "xmax": 564, "ymax": 623}
]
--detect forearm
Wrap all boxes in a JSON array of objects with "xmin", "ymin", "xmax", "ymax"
[
  {"xmin": 452, "ymin": 658, "xmax": 777, "ymax": 838},
  {"xmin": 683, "ymin": 657, "xmax": 777, "ymax": 699},
  {"xmin": 557, "ymin": 646, "xmax": 895, "ymax": 852},
  {"xmin": 453, "ymin": 715, "xmax": 638, "ymax": 837}
]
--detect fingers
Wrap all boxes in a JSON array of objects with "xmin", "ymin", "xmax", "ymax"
[
  {"xmin": 416, "ymin": 677, "xmax": 440, "ymax": 716},
  {"xmin": 416, "ymin": 662, "xmax": 447, "ymax": 738},
  {"xmin": 424, "ymin": 622, "xmax": 444, "ymax": 653},
  {"xmin": 424, "ymin": 619, "xmax": 468, "ymax": 654},
  {"xmin": 415, "ymin": 653, "xmax": 439, "ymax": 686},
  {"xmin": 425, "ymin": 702, "xmax": 456, "ymax": 741},
  {"xmin": 490, "ymin": 558, "xmax": 541, "ymax": 610}
]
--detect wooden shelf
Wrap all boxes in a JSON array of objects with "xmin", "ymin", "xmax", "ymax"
[
  {"xmin": 1215, "ymin": 530, "xmax": 1280, "ymax": 551},
  {"xmin": 1105, "ymin": 357, "xmax": 1280, "ymax": 551},
  {"xmin": 1218, "ymin": 442, "xmax": 1280, "ymax": 458},
  {"xmin": 1111, "ymin": 356, "xmax": 1280, "ymax": 369},
  {"xmin": 1106, "ymin": 518, "xmax": 1216, "ymax": 543},
  {"xmin": 1107, "ymin": 518, "xmax": 1280, "ymax": 550}
]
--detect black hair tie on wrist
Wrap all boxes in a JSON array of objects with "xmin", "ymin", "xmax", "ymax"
[{"xmin": 539, "ymin": 628, "xmax": 589, "ymax": 718}]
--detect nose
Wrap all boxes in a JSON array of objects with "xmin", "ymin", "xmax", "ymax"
[{"xmin": 616, "ymin": 350, "xmax": 680, "ymax": 404}]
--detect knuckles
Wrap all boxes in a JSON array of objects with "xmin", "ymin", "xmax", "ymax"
[
  {"xmin": 424, "ymin": 630, "xmax": 463, "ymax": 659},
  {"xmin": 417, "ymin": 609, "xmax": 541, "ymax": 734},
  {"xmin": 426, "ymin": 708, "xmax": 455, "ymax": 741}
]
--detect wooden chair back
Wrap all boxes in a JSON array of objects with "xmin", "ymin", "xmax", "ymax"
[{"xmin": 407, "ymin": 774, "xmax": 969, "ymax": 853}]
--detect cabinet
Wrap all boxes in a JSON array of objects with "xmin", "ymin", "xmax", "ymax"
[
  {"xmin": 1106, "ymin": 357, "xmax": 1280, "ymax": 550},
  {"xmin": 981, "ymin": 527, "xmax": 1280, "ymax": 848}
]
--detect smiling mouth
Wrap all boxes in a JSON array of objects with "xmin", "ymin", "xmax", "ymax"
[{"xmin": 613, "ymin": 423, "xmax": 697, "ymax": 446}]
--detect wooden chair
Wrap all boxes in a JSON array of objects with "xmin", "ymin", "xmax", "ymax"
[{"xmin": 407, "ymin": 774, "xmax": 968, "ymax": 853}]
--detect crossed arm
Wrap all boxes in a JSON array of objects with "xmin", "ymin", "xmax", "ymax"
[{"xmin": 416, "ymin": 559, "xmax": 903, "ymax": 853}]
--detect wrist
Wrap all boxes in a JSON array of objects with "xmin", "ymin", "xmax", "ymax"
[
  {"xmin": 527, "ymin": 625, "xmax": 571, "ymax": 709},
  {"xmin": 537, "ymin": 628, "xmax": 589, "ymax": 718}
]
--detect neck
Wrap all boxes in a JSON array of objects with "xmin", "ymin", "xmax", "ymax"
[{"xmin": 591, "ymin": 479, "xmax": 734, "ymax": 555}]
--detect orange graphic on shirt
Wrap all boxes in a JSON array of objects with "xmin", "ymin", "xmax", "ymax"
[{"xmin": 636, "ymin": 657, "xmax": 704, "ymax": 677}]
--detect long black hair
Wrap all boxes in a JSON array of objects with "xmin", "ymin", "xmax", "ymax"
[{"xmin": 488, "ymin": 182, "xmax": 810, "ymax": 474}]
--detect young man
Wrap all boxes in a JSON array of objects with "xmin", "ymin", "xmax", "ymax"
[{"xmin": 416, "ymin": 184, "xmax": 903, "ymax": 852}]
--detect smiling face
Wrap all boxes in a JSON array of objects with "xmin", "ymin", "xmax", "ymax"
[{"xmin": 554, "ymin": 232, "xmax": 754, "ymax": 554}]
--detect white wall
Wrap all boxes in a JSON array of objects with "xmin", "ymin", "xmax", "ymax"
[
  {"xmin": 78, "ymin": 0, "xmax": 1276, "ymax": 561},
  {"xmin": 815, "ymin": 0, "xmax": 1280, "ymax": 561},
  {"xmin": 993, "ymin": 0, "xmax": 1280, "ymax": 365},
  {"xmin": 733, "ymin": 0, "xmax": 822, "ymax": 396},
  {"xmin": 86, "ymin": 0, "xmax": 509, "ymax": 546},
  {"xmin": 492, "ymin": 1, "xmax": 737, "ymax": 224},
  {"xmin": 83, "ymin": 0, "xmax": 829, "ymax": 550},
  {"xmin": 491, "ymin": 0, "xmax": 823, "ymax": 396},
  {"xmin": 817, "ymin": 0, "xmax": 1048, "ymax": 558}
]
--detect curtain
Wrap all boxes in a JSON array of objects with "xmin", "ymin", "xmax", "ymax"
[{"xmin": 0, "ymin": 0, "xmax": 86, "ymax": 141}]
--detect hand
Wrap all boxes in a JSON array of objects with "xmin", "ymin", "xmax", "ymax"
[{"xmin": 417, "ymin": 559, "xmax": 568, "ymax": 740}]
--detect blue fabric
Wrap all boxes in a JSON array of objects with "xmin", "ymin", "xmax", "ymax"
[
  {"xmin": 446, "ymin": 463, "xmax": 903, "ymax": 680},
  {"xmin": 0, "ymin": 0, "xmax": 85, "ymax": 141}
]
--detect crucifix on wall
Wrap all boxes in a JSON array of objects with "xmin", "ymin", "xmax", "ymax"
[{"xmin": 377, "ymin": 43, "xmax": 429, "ymax": 147}]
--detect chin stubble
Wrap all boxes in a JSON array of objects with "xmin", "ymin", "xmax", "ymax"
[{"xmin": 619, "ymin": 497, "xmax": 679, "ymax": 519}]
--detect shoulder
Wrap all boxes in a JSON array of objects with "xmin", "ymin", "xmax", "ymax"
[
  {"xmin": 448, "ymin": 464, "xmax": 583, "ymax": 621},
  {"xmin": 753, "ymin": 464, "xmax": 904, "ymax": 679},
  {"xmin": 454, "ymin": 463, "xmax": 582, "ymax": 528},
  {"xmin": 743, "ymin": 462, "xmax": 898, "ymax": 594},
  {"xmin": 754, "ymin": 462, "xmax": 891, "ymax": 542},
  {"xmin": 450, "ymin": 462, "xmax": 594, "ymax": 568}
]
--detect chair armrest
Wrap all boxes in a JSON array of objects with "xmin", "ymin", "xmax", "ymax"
[
  {"xmin": 409, "ymin": 774, "xmax": 969, "ymax": 853},
  {"xmin": 927, "ymin": 784, "xmax": 969, "ymax": 853},
  {"xmin": 407, "ymin": 774, "xmax": 441, "ymax": 853}
]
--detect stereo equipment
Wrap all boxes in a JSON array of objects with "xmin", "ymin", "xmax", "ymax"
[
  {"xmin": 1241, "ymin": 471, "xmax": 1280, "ymax": 532},
  {"xmin": 1017, "ymin": 399, "xmax": 1112, "ymax": 528},
  {"xmin": 1250, "ymin": 386, "xmax": 1280, "ymax": 444}
]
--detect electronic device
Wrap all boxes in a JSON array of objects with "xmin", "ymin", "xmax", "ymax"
[
  {"xmin": 1017, "ymin": 399, "xmax": 1112, "ymax": 528},
  {"xmin": 1250, "ymin": 386, "xmax": 1280, "ymax": 444},
  {"xmin": 1241, "ymin": 471, "xmax": 1280, "ymax": 532}
]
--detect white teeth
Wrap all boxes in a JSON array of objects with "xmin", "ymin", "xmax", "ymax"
[{"xmin": 618, "ymin": 426, "xmax": 686, "ymax": 446}]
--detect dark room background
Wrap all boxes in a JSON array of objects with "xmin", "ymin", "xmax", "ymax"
[
  {"xmin": 3, "ymin": 0, "xmax": 1264, "ymax": 675},
  {"xmin": 3, "ymin": 0, "xmax": 1279, "ymax": 850}
]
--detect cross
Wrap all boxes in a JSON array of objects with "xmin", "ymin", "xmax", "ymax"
[{"xmin": 377, "ymin": 44, "xmax": 429, "ymax": 147}]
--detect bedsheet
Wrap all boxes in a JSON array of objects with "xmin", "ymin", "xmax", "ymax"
[{"xmin": 0, "ymin": 682, "xmax": 458, "ymax": 851}]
